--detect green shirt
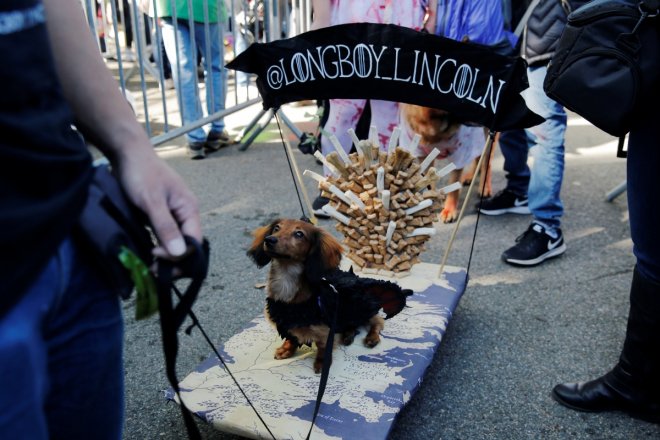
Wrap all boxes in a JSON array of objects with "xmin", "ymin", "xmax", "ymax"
[{"xmin": 155, "ymin": 0, "xmax": 226, "ymax": 23}]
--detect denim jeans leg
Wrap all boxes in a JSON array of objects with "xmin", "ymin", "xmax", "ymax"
[
  {"xmin": 0, "ymin": 237, "xmax": 124, "ymax": 440},
  {"xmin": 195, "ymin": 22, "xmax": 225, "ymax": 134},
  {"xmin": 162, "ymin": 19, "xmax": 206, "ymax": 143},
  {"xmin": 498, "ymin": 128, "xmax": 531, "ymax": 196},
  {"xmin": 525, "ymin": 65, "xmax": 566, "ymax": 228},
  {"xmin": 627, "ymin": 110, "xmax": 660, "ymax": 283}
]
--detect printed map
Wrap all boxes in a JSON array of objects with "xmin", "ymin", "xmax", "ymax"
[{"xmin": 167, "ymin": 263, "xmax": 466, "ymax": 439}]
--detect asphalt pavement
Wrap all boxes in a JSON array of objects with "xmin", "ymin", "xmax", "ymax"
[{"xmin": 120, "ymin": 102, "xmax": 660, "ymax": 440}]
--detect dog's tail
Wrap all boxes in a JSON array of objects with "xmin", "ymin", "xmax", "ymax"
[
  {"xmin": 363, "ymin": 282, "xmax": 413, "ymax": 319},
  {"xmin": 324, "ymin": 269, "xmax": 413, "ymax": 321}
]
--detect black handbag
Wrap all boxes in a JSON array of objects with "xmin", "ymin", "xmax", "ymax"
[{"xmin": 543, "ymin": 0, "xmax": 660, "ymax": 137}]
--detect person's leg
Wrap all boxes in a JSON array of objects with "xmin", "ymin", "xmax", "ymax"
[
  {"xmin": 121, "ymin": 0, "xmax": 133, "ymax": 50},
  {"xmin": 525, "ymin": 65, "xmax": 566, "ymax": 230},
  {"xmin": 498, "ymin": 128, "xmax": 530, "ymax": 197},
  {"xmin": 320, "ymin": 98, "xmax": 367, "ymax": 176},
  {"xmin": 161, "ymin": 19, "xmax": 206, "ymax": 145},
  {"xmin": 0, "ymin": 237, "xmax": 124, "ymax": 440},
  {"xmin": 551, "ymin": 109, "xmax": 660, "ymax": 424},
  {"xmin": 194, "ymin": 22, "xmax": 226, "ymax": 135},
  {"xmin": 478, "ymin": 128, "xmax": 531, "ymax": 215},
  {"xmin": 44, "ymin": 239, "xmax": 124, "ymax": 440}
]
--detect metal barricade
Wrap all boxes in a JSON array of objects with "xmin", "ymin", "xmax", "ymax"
[{"xmin": 81, "ymin": 0, "xmax": 312, "ymax": 146}]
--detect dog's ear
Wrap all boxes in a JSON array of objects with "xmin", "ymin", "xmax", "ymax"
[
  {"xmin": 247, "ymin": 221, "xmax": 277, "ymax": 268},
  {"xmin": 305, "ymin": 228, "xmax": 343, "ymax": 282}
]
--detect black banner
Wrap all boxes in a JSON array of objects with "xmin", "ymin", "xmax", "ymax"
[{"xmin": 227, "ymin": 23, "xmax": 544, "ymax": 131}]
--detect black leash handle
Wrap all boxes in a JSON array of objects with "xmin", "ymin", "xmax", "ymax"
[{"xmin": 156, "ymin": 236, "xmax": 209, "ymax": 440}]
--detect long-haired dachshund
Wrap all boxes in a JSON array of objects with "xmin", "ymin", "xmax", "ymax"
[{"xmin": 247, "ymin": 218, "xmax": 412, "ymax": 373}]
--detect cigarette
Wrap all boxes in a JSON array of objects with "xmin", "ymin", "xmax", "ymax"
[
  {"xmin": 376, "ymin": 166, "xmax": 385, "ymax": 195},
  {"xmin": 385, "ymin": 221, "xmax": 397, "ymax": 247},
  {"xmin": 345, "ymin": 190, "xmax": 367, "ymax": 212},
  {"xmin": 328, "ymin": 185, "xmax": 354, "ymax": 206},
  {"xmin": 313, "ymin": 151, "xmax": 341, "ymax": 178},
  {"xmin": 369, "ymin": 125, "xmax": 380, "ymax": 150},
  {"xmin": 322, "ymin": 204, "xmax": 351, "ymax": 225},
  {"xmin": 406, "ymin": 227, "xmax": 436, "ymax": 238},
  {"xmin": 303, "ymin": 168, "xmax": 325, "ymax": 182},
  {"xmin": 437, "ymin": 162, "xmax": 458, "ymax": 178},
  {"xmin": 329, "ymin": 134, "xmax": 351, "ymax": 164},
  {"xmin": 388, "ymin": 127, "xmax": 401, "ymax": 155},
  {"xmin": 419, "ymin": 148, "xmax": 441, "ymax": 174},
  {"xmin": 347, "ymin": 128, "xmax": 361, "ymax": 152},
  {"xmin": 381, "ymin": 189, "xmax": 390, "ymax": 210},
  {"xmin": 404, "ymin": 199, "xmax": 433, "ymax": 215},
  {"xmin": 409, "ymin": 133, "xmax": 421, "ymax": 151},
  {"xmin": 440, "ymin": 181, "xmax": 462, "ymax": 194}
]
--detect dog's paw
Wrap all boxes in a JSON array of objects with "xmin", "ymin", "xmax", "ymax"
[
  {"xmin": 440, "ymin": 206, "xmax": 459, "ymax": 223},
  {"xmin": 274, "ymin": 340, "xmax": 296, "ymax": 359},
  {"xmin": 363, "ymin": 334, "xmax": 381, "ymax": 348},
  {"xmin": 478, "ymin": 183, "xmax": 493, "ymax": 198},
  {"xmin": 313, "ymin": 359, "xmax": 323, "ymax": 374},
  {"xmin": 341, "ymin": 329, "xmax": 358, "ymax": 346}
]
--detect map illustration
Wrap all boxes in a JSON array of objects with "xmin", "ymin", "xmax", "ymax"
[{"xmin": 166, "ymin": 263, "xmax": 466, "ymax": 439}]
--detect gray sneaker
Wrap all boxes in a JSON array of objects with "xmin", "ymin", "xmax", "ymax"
[
  {"xmin": 205, "ymin": 130, "xmax": 232, "ymax": 151},
  {"xmin": 188, "ymin": 141, "xmax": 206, "ymax": 160}
]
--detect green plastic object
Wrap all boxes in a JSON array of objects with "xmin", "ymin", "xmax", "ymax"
[{"xmin": 118, "ymin": 246, "xmax": 158, "ymax": 320}]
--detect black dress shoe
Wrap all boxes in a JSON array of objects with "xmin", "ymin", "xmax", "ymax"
[{"xmin": 552, "ymin": 376, "xmax": 660, "ymax": 424}]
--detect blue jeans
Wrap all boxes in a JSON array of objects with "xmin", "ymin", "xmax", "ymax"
[
  {"xmin": 162, "ymin": 18, "xmax": 226, "ymax": 143},
  {"xmin": 498, "ymin": 65, "xmax": 567, "ymax": 229},
  {"xmin": 0, "ymin": 237, "xmax": 124, "ymax": 440},
  {"xmin": 628, "ymin": 110, "xmax": 660, "ymax": 284}
]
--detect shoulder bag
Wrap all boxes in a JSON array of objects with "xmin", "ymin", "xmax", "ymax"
[{"xmin": 543, "ymin": 0, "xmax": 660, "ymax": 137}]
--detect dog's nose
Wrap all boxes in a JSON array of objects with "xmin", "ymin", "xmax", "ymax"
[{"xmin": 264, "ymin": 236, "xmax": 278, "ymax": 247}]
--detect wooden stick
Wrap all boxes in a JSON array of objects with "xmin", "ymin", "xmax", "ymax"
[
  {"xmin": 439, "ymin": 132, "xmax": 496, "ymax": 275},
  {"xmin": 277, "ymin": 114, "xmax": 316, "ymax": 223}
]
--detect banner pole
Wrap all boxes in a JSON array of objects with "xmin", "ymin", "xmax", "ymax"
[
  {"xmin": 276, "ymin": 109, "xmax": 317, "ymax": 223},
  {"xmin": 438, "ymin": 132, "xmax": 495, "ymax": 277}
]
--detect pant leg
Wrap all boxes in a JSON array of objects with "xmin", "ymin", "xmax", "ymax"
[
  {"xmin": 498, "ymin": 128, "xmax": 530, "ymax": 196},
  {"xmin": 0, "ymin": 237, "xmax": 124, "ymax": 440},
  {"xmin": 195, "ymin": 21, "xmax": 225, "ymax": 133},
  {"xmin": 525, "ymin": 65, "xmax": 566, "ymax": 228},
  {"xmin": 321, "ymin": 98, "xmax": 367, "ymax": 176},
  {"xmin": 162, "ymin": 19, "xmax": 206, "ymax": 143},
  {"xmin": 627, "ymin": 110, "xmax": 660, "ymax": 284}
]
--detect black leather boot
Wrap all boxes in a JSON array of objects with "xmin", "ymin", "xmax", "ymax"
[{"xmin": 552, "ymin": 267, "xmax": 660, "ymax": 424}]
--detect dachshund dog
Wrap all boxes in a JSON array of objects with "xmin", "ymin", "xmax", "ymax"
[
  {"xmin": 400, "ymin": 104, "xmax": 495, "ymax": 223},
  {"xmin": 247, "ymin": 218, "xmax": 412, "ymax": 373}
]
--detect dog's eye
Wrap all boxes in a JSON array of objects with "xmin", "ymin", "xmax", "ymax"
[
  {"xmin": 272, "ymin": 225, "xmax": 280, "ymax": 232},
  {"xmin": 294, "ymin": 231, "xmax": 305, "ymax": 239}
]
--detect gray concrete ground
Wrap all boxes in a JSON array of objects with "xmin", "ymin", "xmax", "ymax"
[{"xmin": 120, "ymin": 102, "xmax": 660, "ymax": 439}]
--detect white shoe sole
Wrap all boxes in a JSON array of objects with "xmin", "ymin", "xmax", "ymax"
[
  {"xmin": 480, "ymin": 206, "xmax": 531, "ymax": 215},
  {"xmin": 503, "ymin": 243, "xmax": 567, "ymax": 266}
]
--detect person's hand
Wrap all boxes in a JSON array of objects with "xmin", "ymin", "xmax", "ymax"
[{"xmin": 114, "ymin": 148, "xmax": 202, "ymax": 260}]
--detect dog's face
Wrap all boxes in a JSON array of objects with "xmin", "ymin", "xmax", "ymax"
[{"xmin": 247, "ymin": 218, "xmax": 343, "ymax": 280}]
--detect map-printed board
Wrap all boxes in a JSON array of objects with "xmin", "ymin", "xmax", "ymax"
[{"xmin": 166, "ymin": 263, "xmax": 466, "ymax": 439}]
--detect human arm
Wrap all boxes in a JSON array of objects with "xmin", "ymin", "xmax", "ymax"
[
  {"xmin": 310, "ymin": 0, "xmax": 331, "ymax": 30},
  {"xmin": 423, "ymin": 0, "xmax": 436, "ymax": 33},
  {"xmin": 43, "ymin": 0, "xmax": 201, "ymax": 258}
]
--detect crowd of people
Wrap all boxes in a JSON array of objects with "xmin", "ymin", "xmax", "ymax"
[{"xmin": 1, "ymin": 0, "xmax": 658, "ymax": 438}]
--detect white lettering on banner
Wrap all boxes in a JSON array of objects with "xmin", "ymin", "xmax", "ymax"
[{"xmin": 264, "ymin": 44, "xmax": 506, "ymax": 114}]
